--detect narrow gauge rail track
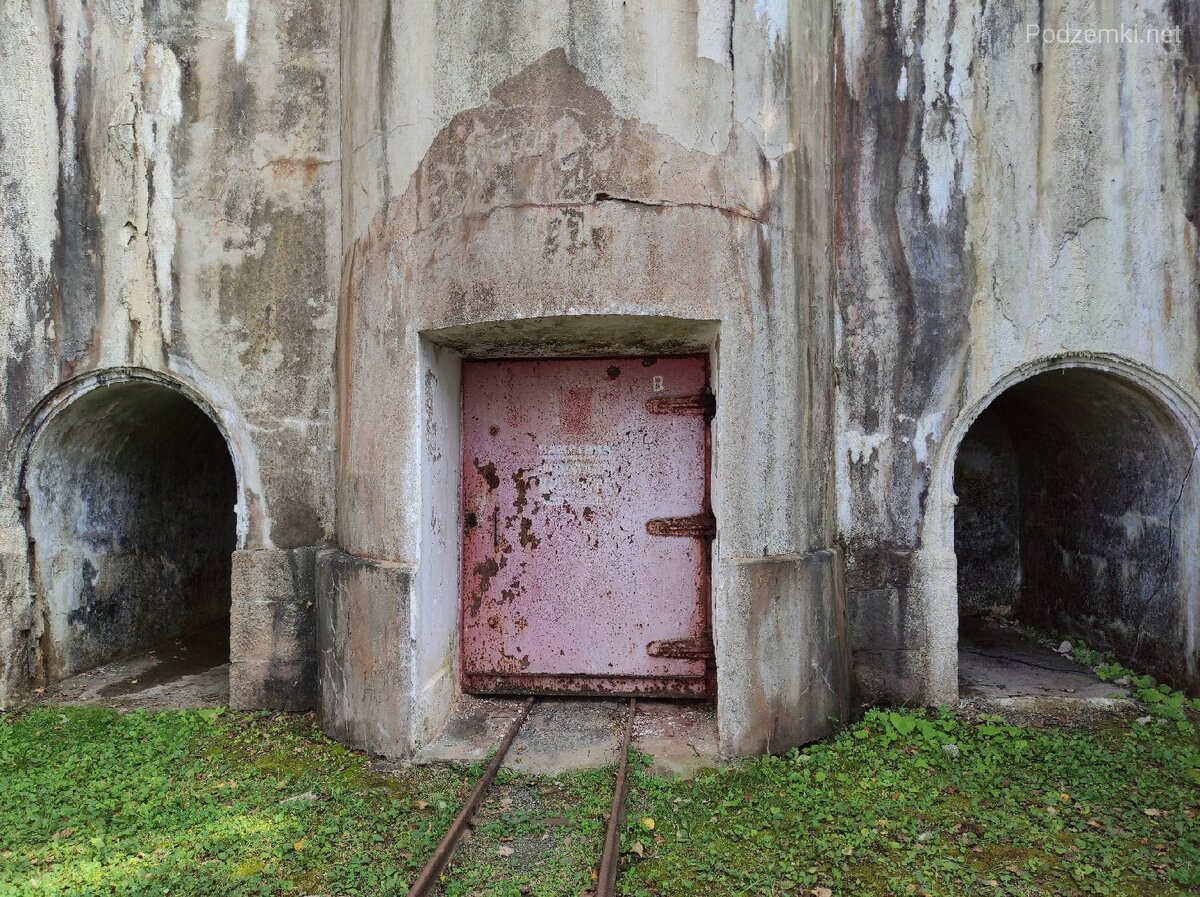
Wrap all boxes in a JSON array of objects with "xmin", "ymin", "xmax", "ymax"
[{"xmin": 405, "ymin": 697, "xmax": 639, "ymax": 897}]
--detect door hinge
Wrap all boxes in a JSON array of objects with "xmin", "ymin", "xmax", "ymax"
[
  {"xmin": 645, "ymin": 512, "xmax": 716, "ymax": 539},
  {"xmin": 647, "ymin": 636, "xmax": 715, "ymax": 659},
  {"xmin": 645, "ymin": 389, "xmax": 716, "ymax": 419}
]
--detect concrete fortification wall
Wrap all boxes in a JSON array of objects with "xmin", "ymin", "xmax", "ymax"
[
  {"xmin": 0, "ymin": 0, "xmax": 339, "ymax": 708},
  {"xmin": 1, "ymin": 0, "xmax": 1197, "ymax": 756},
  {"xmin": 835, "ymin": 0, "xmax": 1200, "ymax": 701},
  {"xmin": 327, "ymin": 0, "xmax": 849, "ymax": 757}
]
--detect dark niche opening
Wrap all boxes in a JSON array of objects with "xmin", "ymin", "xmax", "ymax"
[
  {"xmin": 954, "ymin": 368, "xmax": 1195, "ymax": 689},
  {"xmin": 26, "ymin": 381, "xmax": 237, "ymax": 683}
]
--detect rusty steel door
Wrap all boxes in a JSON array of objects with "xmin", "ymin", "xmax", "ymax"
[{"xmin": 460, "ymin": 356, "xmax": 713, "ymax": 698}]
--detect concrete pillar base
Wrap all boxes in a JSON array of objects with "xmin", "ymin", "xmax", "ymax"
[
  {"xmin": 229, "ymin": 548, "xmax": 318, "ymax": 711},
  {"xmin": 316, "ymin": 549, "xmax": 413, "ymax": 756},
  {"xmin": 715, "ymin": 548, "xmax": 852, "ymax": 756}
]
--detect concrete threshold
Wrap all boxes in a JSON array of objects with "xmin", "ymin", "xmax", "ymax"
[
  {"xmin": 415, "ymin": 695, "xmax": 721, "ymax": 778},
  {"xmin": 958, "ymin": 617, "xmax": 1133, "ymax": 711},
  {"xmin": 37, "ymin": 620, "xmax": 230, "ymax": 710}
]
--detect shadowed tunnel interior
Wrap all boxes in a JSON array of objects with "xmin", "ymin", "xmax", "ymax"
[
  {"xmin": 24, "ymin": 382, "xmax": 237, "ymax": 684},
  {"xmin": 954, "ymin": 369, "xmax": 1197, "ymax": 689}
]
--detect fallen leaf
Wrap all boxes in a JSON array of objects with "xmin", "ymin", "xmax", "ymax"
[
  {"xmin": 641, "ymin": 817, "xmax": 655, "ymax": 830},
  {"xmin": 812, "ymin": 888, "xmax": 833, "ymax": 897},
  {"xmin": 293, "ymin": 839, "xmax": 306, "ymax": 851},
  {"xmin": 498, "ymin": 846, "xmax": 515, "ymax": 857},
  {"xmin": 1144, "ymin": 808, "xmax": 1163, "ymax": 817},
  {"xmin": 630, "ymin": 842, "xmax": 644, "ymax": 857},
  {"xmin": 280, "ymin": 790, "xmax": 317, "ymax": 804}
]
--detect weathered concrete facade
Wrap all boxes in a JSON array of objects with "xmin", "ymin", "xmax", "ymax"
[
  {"xmin": 0, "ymin": 0, "xmax": 338, "ymax": 710},
  {"xmin": 1, "ymin": 0, "xmax": 1197, "ymax": 758},
  {"xmin": 836, "ymin": 0, "xmax": 1200, "ymax": 704},
  {"xmin": 329, "ymin": 0, "xmax": 846, "ymax": 757}
]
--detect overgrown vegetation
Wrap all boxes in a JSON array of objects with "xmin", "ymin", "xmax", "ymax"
[
  {"xmin": 624, "ymin": 708, "xmax": 1200, "ymax": 896},
  {"xmin": 2, "ymin": 699, "xmax": 1197, "ymax": 895},
  {"xmin": 0, "ymin": 708, "xmax": 472, "ymax": 896},
  {"xmin": 1062, "ymin": 636, "xmax": 1200, "ymax": 721}
]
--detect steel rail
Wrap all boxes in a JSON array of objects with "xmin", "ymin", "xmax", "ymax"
[
  {"xmin": 405, "ymin": 696, "xmax": 536, "ymax": 897},
  {"xmin": 596, "ymin": 698, "xmax": 638, "ymax": 897}
]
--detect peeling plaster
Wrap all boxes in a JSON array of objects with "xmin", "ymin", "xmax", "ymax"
[
  {"xmin": 846, "ymin": 430, "xmax": 888, "ymax": 466},
  {"xmin": 911, "ymin": 0, "xmax": 977, "ymax": 224},
  {"xmin": 838, "ymin": 0, "xmax": 866, "ymax": 97},
  {"xmin": 697, "ymin": 0, "xmax": 733, "ymax": 66},
  {"xmin": 225, "ymin": 0, "xmax": 249, "ymax": 62},
  {"xmin": 912, "ymin": 412, "xmax": 944, "ymax": 466},
  {"xmin": 144, "ymin": 43, "xmax": 182, "ymax": 339},
  {"xmin": 753, "ymin": 0, "xmax": 786, "ymax": 45},
  {"xmin": 57, "ymin": 1, "xmax": 86, "ymax": 183}
]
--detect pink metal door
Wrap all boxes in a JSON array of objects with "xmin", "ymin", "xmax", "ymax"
[{"xmin": 460, "ymin": 356, "xmax": 713, "ymax": 698}]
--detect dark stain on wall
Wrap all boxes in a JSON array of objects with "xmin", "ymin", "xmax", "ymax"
[
  {"xmin": 835, "ymin": 2, "xmax": 974, "ymax": 551},
  {"xmin": 835, "ymin": 5, "xmax": 976, "ymax": 690},
  {"xmin": 1170, "ymin": 0, "xmax": 1200, "ymax": 228}
]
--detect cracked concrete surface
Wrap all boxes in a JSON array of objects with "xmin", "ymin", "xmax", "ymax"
[
  {"xmin": 37, "ymin": 620, "xmax": 230, "ymax": 710},
  {"xmin": 958, "ymin": 619, "xmax": 1131, "ymax": 706},
  {"xmin": 416, "ymin": 697, "xmax": 720, "ymax": 779}
]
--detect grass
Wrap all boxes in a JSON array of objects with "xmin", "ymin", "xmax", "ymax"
[
  {"xmin": 1, "ymin": 703, "xmax": 1197, "ymax": 896},
  {"xmin": 0, "ymin": 708, "xmax": 472, "ymax": 896},
  {"xmin": 623, "ymin": 708, "xmax": 1200, "ymax": 896}
]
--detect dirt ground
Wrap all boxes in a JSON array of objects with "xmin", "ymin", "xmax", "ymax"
[{"xmin": 36, "ymin": 619, "xmax": 230, "ymax": 710}]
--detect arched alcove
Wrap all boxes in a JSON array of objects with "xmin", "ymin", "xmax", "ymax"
[
  {"xmin": 23, "ymin": 380, "xmax": 238, "ymax": 684},
  {"xmin": 953, "ymin": 367, "xmax": 1198, "ymax": 690}
]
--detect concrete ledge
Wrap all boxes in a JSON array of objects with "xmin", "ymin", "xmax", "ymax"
[
  {"xmin": 316, "ymin": 549, "xmax": 412, "ymax": 756},
  {"xmin": 715, "ymin": 549, "xmax": 852, "ymax": 756},
  {"xmin": 229, "ymin": 547, "xmax": 317, "ymax": 711}
]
